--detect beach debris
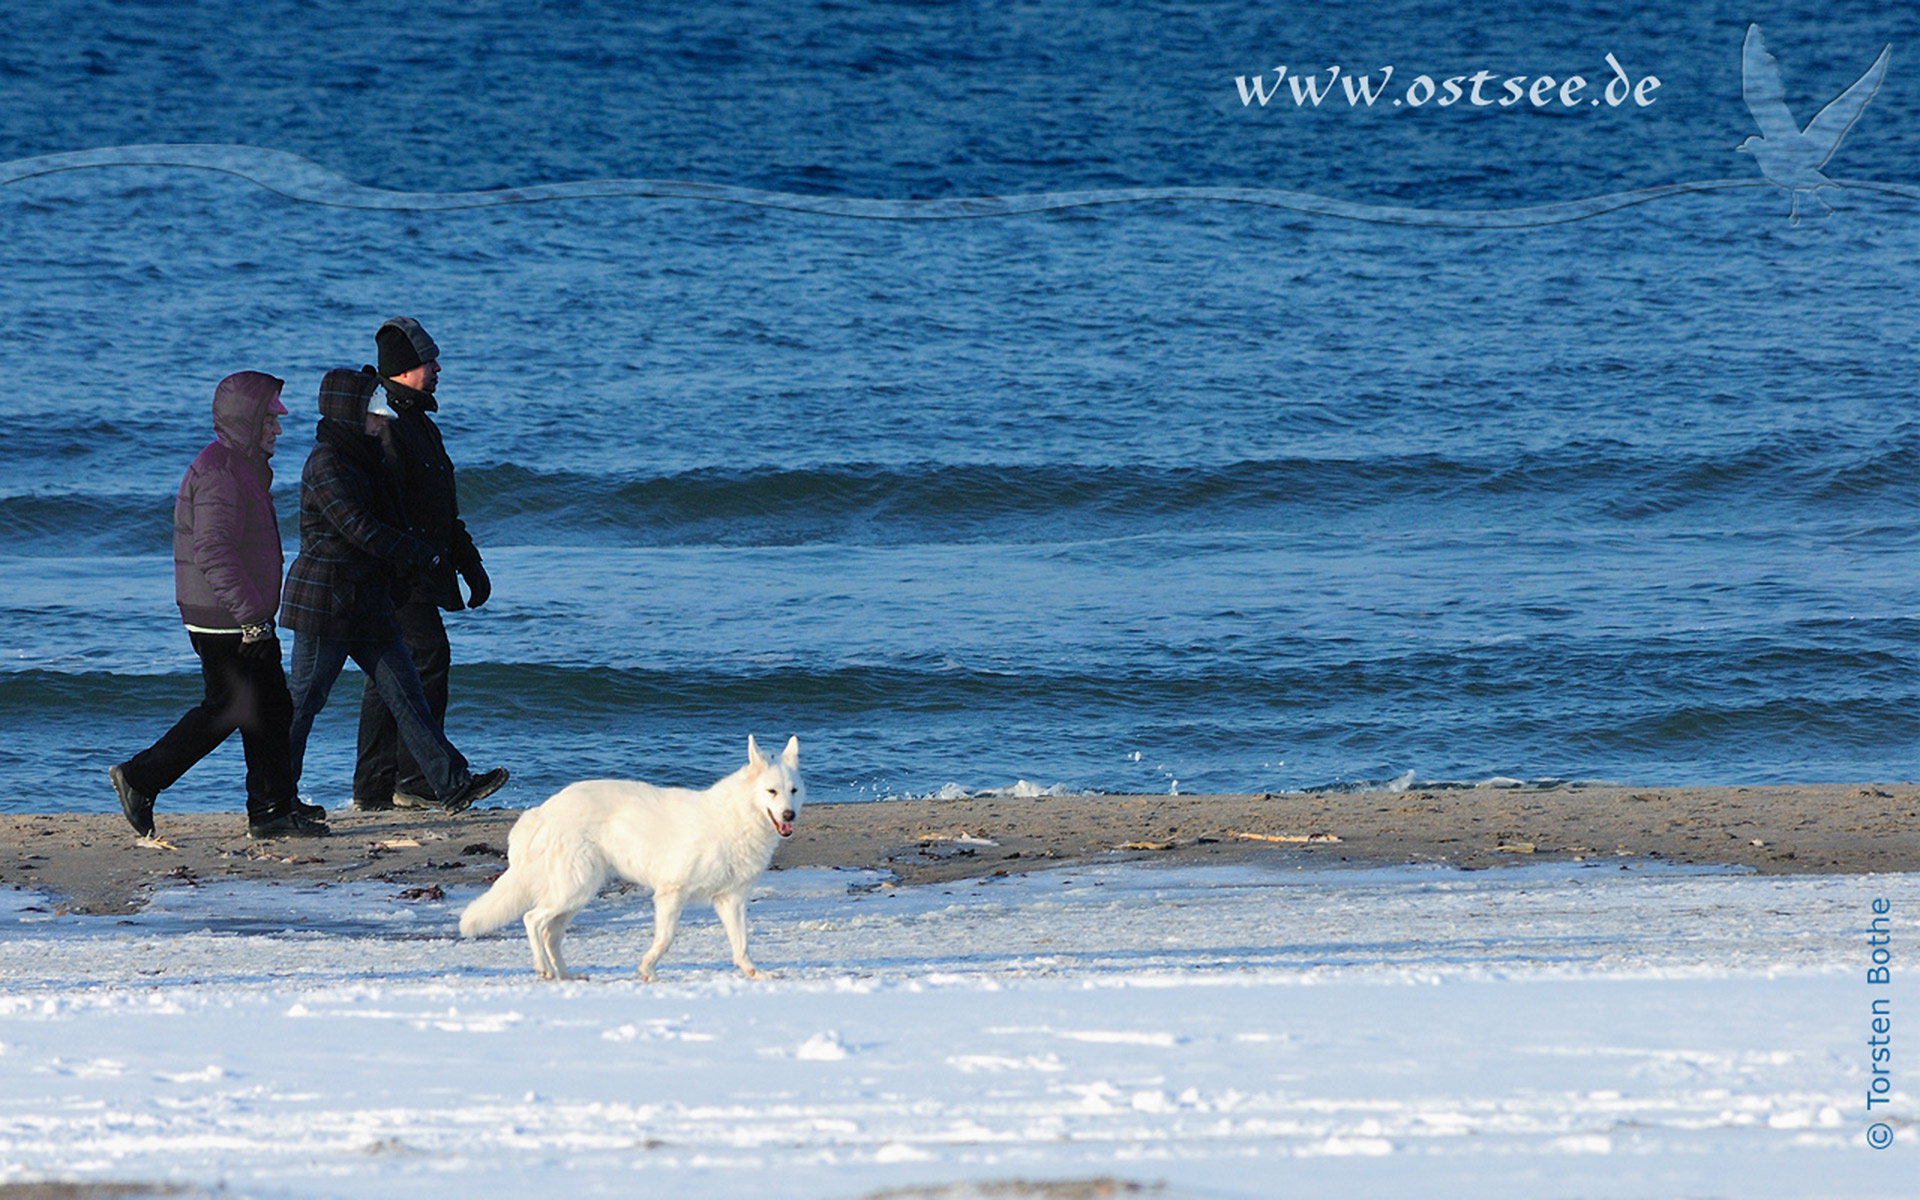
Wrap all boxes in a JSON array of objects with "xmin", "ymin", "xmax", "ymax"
[
  {"xmin": 1229, "ymin": 831, "xmax": 1342, "ymax": 844},
  {"xmin": 135, "ymin": 834, "xmax": 180, "ymax": 851},
  {"xmin": 461, "ymin": 842, "xmax": 506, "ymax": 858},
  {"xmin": 1118, "ymin": 840, "xmax": 1177, "ymax": 851},
  {"xmin": 374, "ymin": 838, "xmax": 421, "ymax": 850},
  {"xmin": 1491, "ymin": 842, "xmax": 1537, "ymax": 854},
  {"xmin": 395, "ymin": 885, "xmax": 444, "ymax": 902},
  {"xmin": 914, "ymin": 831, "xmax": 999, "ymax": 846}
]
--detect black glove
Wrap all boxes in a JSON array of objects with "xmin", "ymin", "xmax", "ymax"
[
  {"xmin": 460, "ymin": 560, "xmax": 492, "ymax": 609},
  {"xmin": 239, "ymin": 620, "xmax": 280, "ymax": 661}
]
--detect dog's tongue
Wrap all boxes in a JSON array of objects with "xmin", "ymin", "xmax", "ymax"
[{"xmin": 770, "ymin": 812, "xmax": 793, "ymax": 838}]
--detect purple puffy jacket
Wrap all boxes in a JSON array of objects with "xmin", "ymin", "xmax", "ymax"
[{"xmin": 172, "ymin": 371, "xmax": 286, "ymax": 629}]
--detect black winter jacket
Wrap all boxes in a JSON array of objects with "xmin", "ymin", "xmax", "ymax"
[{"xmin": 375, "ymin": 373, "xmax": 481, "ymax": 610}]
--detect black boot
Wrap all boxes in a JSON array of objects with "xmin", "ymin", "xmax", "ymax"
[
  {"xmin": 108, "ymin": 764, "xmax": 156, "ymax": 838},
  {"xmin": 248, "ymin": 809, "xmax": 330, "ymax": 839},
  {"xmin": 441, "ymin": 767, "xmax": 509, "ymax": 814}
]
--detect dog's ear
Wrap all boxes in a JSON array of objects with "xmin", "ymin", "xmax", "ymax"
[
  {"xmin": 781, "ymin": 735, "xmax": 800, "ymax": 767},
  {"xmin": 747, "ymin": 735, "xmax": 767, "ymax": 768}
]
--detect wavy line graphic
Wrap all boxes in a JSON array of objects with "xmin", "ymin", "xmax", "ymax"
[{"xmin": 3, "ymin": 144, "xmax": 1916, "ymax": 228}]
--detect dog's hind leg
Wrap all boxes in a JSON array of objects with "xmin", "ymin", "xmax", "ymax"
[
  {"xmin": 523, "ymin": 910, "xmax": 553, "ymax": 979},
  {"xmin": 713, "ymin": 891, "xmax": 759, "ymax": 979},
  {"xmin": 540, "ymin": 909, "xmax": 578, "ymax": 981},
  {"xmin": 637, "ymin": 889, "xmax": 685, "ymax": 982},
  {"xmin": 524, "ymin": 908, "xmax": 576, "ymax": 980}
]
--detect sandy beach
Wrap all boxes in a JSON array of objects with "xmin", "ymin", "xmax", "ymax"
[{"xmin": 6, "ymin": 781, "xmax": 1914, "ymax": 915}]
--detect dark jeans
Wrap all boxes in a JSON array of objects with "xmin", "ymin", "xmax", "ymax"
[
  {"xmin": 121, "ymin": 631, "xmax": 296, "ymax": 820},
  {"xmin": 352, "ymin": 600, "xmax": 449, "ymax": 803},
  {"xmin": 287, "ymin": 627, "xmax": 470, "ymax": 801}
]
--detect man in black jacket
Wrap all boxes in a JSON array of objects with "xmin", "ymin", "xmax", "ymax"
[{"xmin": 351, "ymin": 317, "xmax": 495, "ymax": 812}]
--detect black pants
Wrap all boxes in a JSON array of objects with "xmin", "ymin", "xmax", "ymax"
[
  {"xmin": 352, "ymin": 599, "xmax": 450, "ymax": 802},
  {"xmin": 121, "ymin": 631, "xmax": 297, "ymax": 820}
]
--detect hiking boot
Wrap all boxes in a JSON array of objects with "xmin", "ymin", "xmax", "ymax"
[
  {"xmin": 108, "ymin": 764, "xmax": 156, "ymax": 838},
  {"xmin": 350, "ymin": 795, "xmax": 395, "ymax": 812},
  {"xmin": 295, "ymin": 796, "xmax": 327, "ymax": 821},
  {"xmin": 248, "ymin": 810, "xmax": 330, "ymax": 840},
  {"xmin": 391, "ymin": 788, "xmax": 437, "ymax": 810},
  {"xmin": 441, "ymin": 767, "xmax": 509, "ymax": 814}
]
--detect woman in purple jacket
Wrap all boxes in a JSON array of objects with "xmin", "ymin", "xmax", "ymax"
[{"xmin": 109, "ymin": 371, "xmax": 327, "ymax": 840}]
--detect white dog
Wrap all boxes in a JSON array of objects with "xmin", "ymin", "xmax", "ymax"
[{"xmin": 459, "ymin": 736, "xmax": 804, "ymax": 981}]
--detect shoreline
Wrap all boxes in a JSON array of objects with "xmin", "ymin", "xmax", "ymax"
[{"xmin": 3, "ymin": 782, "xmax": 1915, "ymax": 915}]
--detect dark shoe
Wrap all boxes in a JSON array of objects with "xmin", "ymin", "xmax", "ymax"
[
  {"xmin": 295, "ymin": 797, "xmax": 327, "ymax": 821},
  {"xmin": 350, "ymin": 795, "xmax": 396, "ymax": 812},
  {"xmin": 391, "ymin": 788, "xmax": 437, "ymax": 810},
  {"xmin": 248, "ymin": 811, "xmax": 331, "ymax": 840},
  {"xmin": 441, "ymin": 767, "xmax": 509, "ymax": 814},
  {"xmin": 109, "ymin": 764, "xmax": 156, "ymax": 838}
]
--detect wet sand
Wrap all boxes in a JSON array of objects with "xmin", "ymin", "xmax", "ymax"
[{"xmin": 3, "ymin": 782, "xmax": 1916, "ymax": 915}]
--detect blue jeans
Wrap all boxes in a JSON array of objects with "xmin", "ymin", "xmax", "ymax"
[{"xmin": 287, "ymin": 631, "xmax": 470, "ymax": 799}]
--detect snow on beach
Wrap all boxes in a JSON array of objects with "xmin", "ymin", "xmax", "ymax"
[{"xmin": 1, "ymin": 860, "xmax": 1913, "ymax": 1199}]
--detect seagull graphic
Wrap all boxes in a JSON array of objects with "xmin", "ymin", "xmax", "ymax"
[{"xmin": 1737, "ymin": 24, "xmax": 1891, "ymax": 224}]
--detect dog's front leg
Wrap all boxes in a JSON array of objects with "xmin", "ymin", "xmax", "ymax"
[
  {"xmin": 638, "ymin": 889, "xmax": 686, "ymax": 982},
  {"xmin": 714, "ymin": 891, "xmax": 759, "ymax": 979}
]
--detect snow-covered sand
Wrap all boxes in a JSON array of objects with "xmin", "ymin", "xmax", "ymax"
[{"xmin": 2, "ymin": 860, "xmax": 1913, "ymax": 1198}]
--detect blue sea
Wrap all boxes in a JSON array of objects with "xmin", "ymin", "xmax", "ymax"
[{"xmin": 0, "ymin": 0, "xmax": 1914, "ymax": 810}]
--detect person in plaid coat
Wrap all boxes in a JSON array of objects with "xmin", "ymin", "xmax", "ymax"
[{"xmin": 280, "ymin": 368, "xmax": 508, "ymax": 814}]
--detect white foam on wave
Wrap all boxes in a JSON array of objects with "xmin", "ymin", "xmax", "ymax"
[{"xmin": 894, "ymin": 779, "xmax": 1075, "ymax": 802}]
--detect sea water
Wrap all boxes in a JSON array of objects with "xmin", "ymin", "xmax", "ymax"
[{"xmin": 0, "ymin": 1, "xmax": 1914, "ymax": 809}]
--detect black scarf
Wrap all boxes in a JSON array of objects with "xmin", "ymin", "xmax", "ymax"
[{"xmin": 376, "ymin": 373, "xmax": 438, "ymax": 414}]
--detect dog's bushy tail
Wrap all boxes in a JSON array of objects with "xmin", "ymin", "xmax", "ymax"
[
  {"xmin": 459, "ymin": 866, "xmax": 536, "ymax": 937},
  {"xmin": 458, "ymin": 808, "xmax": 543, "ymax": 937}
]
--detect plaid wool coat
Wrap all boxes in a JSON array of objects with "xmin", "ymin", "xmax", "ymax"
[{"xmin": 279, "ymin": 369, "xmax": 439, "ymax": 640}]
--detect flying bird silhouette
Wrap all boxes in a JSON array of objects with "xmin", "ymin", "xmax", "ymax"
[{"xmin": 1737, "ymin": 24, "xmax": 1891, "ymax": 224}]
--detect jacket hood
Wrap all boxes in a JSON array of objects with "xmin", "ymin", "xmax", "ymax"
[
  {"xmin": 317, "ymin": 367, "xmax": 380, "ymax": 425},
  {"xmin": 211, "ymin": 371, "xmax": 286, "ymax": 456}
]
